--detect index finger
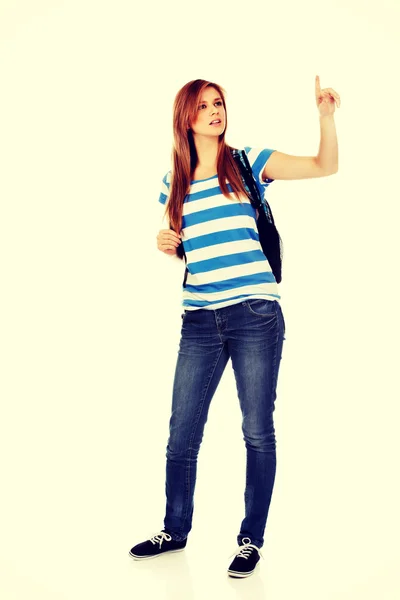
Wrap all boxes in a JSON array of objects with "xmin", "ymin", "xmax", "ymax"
[
  {"xmin": 163, "ymin": 230, "xmax": 181, "ymax": 241},
  {"xmin": 315, "ymin": 75, "xmax": 321, "ymax": 95}
]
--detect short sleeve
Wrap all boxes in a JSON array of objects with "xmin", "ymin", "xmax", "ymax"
[
  {"xmin": 243, "ymin": 147, "xmax": 276, "ymax": 192},
  {"xmin": 158, "ymin": 170, "xmax": 171, "ymax": 206}
]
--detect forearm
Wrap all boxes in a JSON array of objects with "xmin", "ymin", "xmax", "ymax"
[{"xmin": 316, "ymin": 115, "xmax": 338, "ymax": 173}]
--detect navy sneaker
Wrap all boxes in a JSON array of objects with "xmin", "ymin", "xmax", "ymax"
[
  {"xmin": 129, "ymin": 530, "xmax": 187, "ymax": 560},
  {"xmin": 227, "ymin": 537, "xmax": 264, "ymax": 578}
]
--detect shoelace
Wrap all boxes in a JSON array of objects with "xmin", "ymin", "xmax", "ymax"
[
  {"xmin": 228, "ymin": 537, "xmax": 264, "ymax": 561},
  {"xmin": 150, "ymin": 531, "xmax": 172, "ymax": 548}
]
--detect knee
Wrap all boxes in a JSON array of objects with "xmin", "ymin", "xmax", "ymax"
[
  {"xmin": 243, "ymin": 429, "xmax": 276, "ymax": 452},
  {"xmin": 166, "ymin": 441, "xmax": 200, "ymax": 461}
]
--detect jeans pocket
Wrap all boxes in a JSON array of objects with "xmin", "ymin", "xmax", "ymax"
[{"xmin": 244, "ymin": 298, "xmax": 276, "ymax": 318}]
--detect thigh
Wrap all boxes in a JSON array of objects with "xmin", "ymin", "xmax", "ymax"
[
  {"xmin": 168, "ymin": 309, "xmax": 230, "ymax": 449},
  {"xmin": 228, "ymin": 299, "xmax": 285, "ymax": 424}
]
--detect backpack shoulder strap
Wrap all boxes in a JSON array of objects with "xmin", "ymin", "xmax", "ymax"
[{"xmin": 230, "ymin": 148, "xmax": 262, "ymax": 208}]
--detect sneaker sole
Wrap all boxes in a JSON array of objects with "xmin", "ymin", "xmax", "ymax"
[
  {"xmin": 227, "ymin": 569, "xmax": 255, "ymax": 578},
  {"xmin": 129, "ymin": 548, "xmax": 186, "ymax": 560}
]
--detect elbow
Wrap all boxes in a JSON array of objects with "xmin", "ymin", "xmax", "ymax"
[{"xmin": 325, "ymin": 165, "xmax": 338, "ymax": 176}]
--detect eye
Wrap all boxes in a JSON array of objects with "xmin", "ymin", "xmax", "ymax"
[{"xmin": 198, "ymin": 101, "xmax": 223, "ymax": 110}]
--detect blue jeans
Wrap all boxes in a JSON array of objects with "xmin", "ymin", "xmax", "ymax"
[{"xmin": 163, "ymin": 298, "xmax": 286, "ymax": 549}]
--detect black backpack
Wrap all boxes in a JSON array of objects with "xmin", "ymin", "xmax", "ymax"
[{"xmin": 174, "ymin": 148, "xmax": 283, "ymax": 286}]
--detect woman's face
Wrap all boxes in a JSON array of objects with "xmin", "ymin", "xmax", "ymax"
[{"xmin": 190, "ymin": 87, "xmax": 226, "ymax": 137}]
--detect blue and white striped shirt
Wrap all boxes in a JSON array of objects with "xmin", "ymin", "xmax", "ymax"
[{"xmin": 158, "ymin": 146, "xmax": 281, "ymax": 311}]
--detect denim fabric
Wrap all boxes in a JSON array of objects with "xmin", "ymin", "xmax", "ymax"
[{"xmin": 163, "ymin": 298, "xmax": 286, "ymax": 549}]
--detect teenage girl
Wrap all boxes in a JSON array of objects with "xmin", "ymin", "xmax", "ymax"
[{"xmin": 129, "ymin": 77, "xmax": 340, "ymax": 578}]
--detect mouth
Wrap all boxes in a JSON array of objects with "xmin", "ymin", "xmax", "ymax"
[{"xmin": 209, "ymin": 119, "xmax": 222, "ymax": 126}]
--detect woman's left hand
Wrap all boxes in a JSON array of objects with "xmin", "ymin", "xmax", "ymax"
[{"xmin": 315, "ymin": 75, "xmax": 341, "ymax": 117}]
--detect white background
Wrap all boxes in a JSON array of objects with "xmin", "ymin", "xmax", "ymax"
[{"xmin": 1, "ymin": 1, "xmax": 399, "ymax": 598}]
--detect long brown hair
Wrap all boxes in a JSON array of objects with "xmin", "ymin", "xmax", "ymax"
[{"xmin": 163, "ymin": 79, "xmax": 251, "ymax": 237}]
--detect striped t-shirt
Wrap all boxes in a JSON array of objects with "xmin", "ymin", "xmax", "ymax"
[{"xmin": 158, "ymin": 146, "xmax": 281, "ymax": 311}]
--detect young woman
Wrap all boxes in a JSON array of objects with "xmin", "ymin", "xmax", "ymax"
[{"xmin": 129, "ymin": 77, "xmax": 340, "ymax": 578}]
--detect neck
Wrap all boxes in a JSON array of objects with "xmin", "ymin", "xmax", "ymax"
[{"xmin": 192, "ymin": 134, "xmax": 220, "ymax": 168}]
